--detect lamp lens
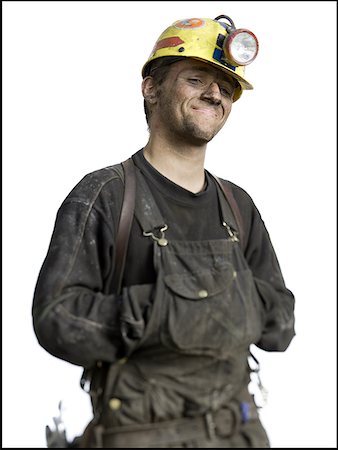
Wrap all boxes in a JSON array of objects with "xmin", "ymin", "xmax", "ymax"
[{"xmin": 229, "ymin": 31, "xmax": 258, "ymax": 65}]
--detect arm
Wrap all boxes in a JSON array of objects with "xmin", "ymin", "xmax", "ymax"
[
  {"xmin": 232, "ymin": 184, "xmax": 296, "ymax": 352},
  {"xmin": 32, "ymin": 169, "xmax": 125, "ymax": 368}
]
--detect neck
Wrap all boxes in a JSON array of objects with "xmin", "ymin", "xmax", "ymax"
[{"xmin": 143, "ymin": 133, "xmax": 207, "ymax": 193}]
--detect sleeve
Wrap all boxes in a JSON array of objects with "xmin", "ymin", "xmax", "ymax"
[
  {"xmin": 233, "ymin": 184, "xmax": 296, "ymax": 352},
  {"xmin": 32, "ymin": 171, "xmax": 125, "ymax": 368}
]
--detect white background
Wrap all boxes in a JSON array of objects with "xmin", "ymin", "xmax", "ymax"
[{"xmin": 2, "ymin": 1, "xmax": 337, "ymax": 448}]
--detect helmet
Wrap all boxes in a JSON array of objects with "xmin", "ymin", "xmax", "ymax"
[{"xmin": 142, "ymin": 15, "xmax": 259, "ymax": 102}]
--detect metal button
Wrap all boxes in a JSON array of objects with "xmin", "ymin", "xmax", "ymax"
[
  {"xmin": 158, "ymin": 238, "xmax": 168, "ymax": 247},
  {"xmin": 198, "ymin": 289, "xmax": 208, "ymax": 298},
  {"xmin": 109, "ymin": 398, "xmax": 122, "ymax": 410}
]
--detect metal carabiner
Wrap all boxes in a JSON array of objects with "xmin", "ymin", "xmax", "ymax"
[
  {"xmin": 143, "ymin": 224, "xmax": 169, "ymax": 246},
  {"xmin": 222, "ymin": 221, "xmax": 239, "ymax": 242}
]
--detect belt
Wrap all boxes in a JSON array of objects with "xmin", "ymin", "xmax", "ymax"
[{"xmin": 92, "ymin": 401, "xmax": 259, "ymax": 448}]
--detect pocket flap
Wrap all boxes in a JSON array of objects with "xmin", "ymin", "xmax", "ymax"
[{"xmin": 164, "ymin": 268, "xmax": 234, "ymax": 300}]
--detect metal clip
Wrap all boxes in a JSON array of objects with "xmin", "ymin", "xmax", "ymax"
[
  {"xmin": 256, "ymin": 374, "xmax": 269, "ymax": 407},
  {"xmin": 222, "ymin": 221, "xmax": 239, "ymax": 242},
  {"xmin": 249, "ymin": 351, "xmax": 269, "ymax": 408},
  {"xmin": 204, "ymin": 412, "xmax": 216, "ymax": 440},
  {"xmin": 45, "ymin": 401, "xmax": 69, "ymax": 448},
  {"xmin": 143, "ymin": 225, "xmax": 169, "ymax": 246}
]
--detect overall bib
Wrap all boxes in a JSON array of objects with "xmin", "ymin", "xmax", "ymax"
[{"xmin": 87, "ymin": 167, "xmax": 270, "ymax": 448}]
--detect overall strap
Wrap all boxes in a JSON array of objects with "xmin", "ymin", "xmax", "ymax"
[
  {"xmin": 112, "ymin": 157, "xmax": 136, "ymax": 295},
  {"xmin": 211, "ymin": 174, "xmax": 245, "ymax": 250},
  {"xmin": 133, "ymin": 166, "xmax": 167, "ymax": 233},
  {"xmin": 111, "ymin": 157, "xmax": 168, "ymax": 294}
]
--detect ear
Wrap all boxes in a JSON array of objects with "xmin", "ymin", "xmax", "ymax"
[{"xmin": 142, "ymin": 76, "xmax": 158, "ymax": 104}]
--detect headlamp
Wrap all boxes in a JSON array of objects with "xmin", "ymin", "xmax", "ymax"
[{"xmin": 215, "ymin": 15, "xmax": 259, "ymax": 66}]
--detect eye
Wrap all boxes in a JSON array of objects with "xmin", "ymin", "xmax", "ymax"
[
  {"xmin": 188, "ymin": 78, "xmax": 202, "ymax": 85},
  {"xmin": 219, "ymin": 86, "xmax": 233, "ymax": 98}
]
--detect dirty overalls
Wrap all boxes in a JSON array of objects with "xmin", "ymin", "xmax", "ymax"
[{"xmin": 86, "ymin": 168, "xmax": 270, "ymax": 448}]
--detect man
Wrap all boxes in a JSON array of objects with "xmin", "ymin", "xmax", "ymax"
[{"xmin": 32, "ymin": 15, "xmax": 295, "ymax": 448}]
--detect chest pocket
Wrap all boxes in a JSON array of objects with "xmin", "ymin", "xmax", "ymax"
[{"xmin": 160, "ymin": 259, "xmax": 263, "ymax": 357}]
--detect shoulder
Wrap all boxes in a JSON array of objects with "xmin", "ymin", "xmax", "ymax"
[
  {"xmin": 74, "ymin": 163, "xmax": 124, "ymax": 193},
  {"xmin": 224, "ymin": 180, "xmax": 258, "ymax": 211},
  {"xmin": 216, "ymin": 176, "xmax": 259, "ymax": 215},
  {"xmin": 59, "ymin": 163, "xmax": 126, "ymax": 215},
  {"xmin": 68, "ymin": 163, "xmax": 124, "ymax": 198}
]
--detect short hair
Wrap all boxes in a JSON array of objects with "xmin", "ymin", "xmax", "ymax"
[{"xmin": 143, "ymin": 57, "xmax": 185, "ymax": 126}]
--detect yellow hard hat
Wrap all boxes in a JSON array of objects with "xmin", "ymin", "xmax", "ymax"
[{"xmin": 142, "ymin": 15, "xmax": 259, "ymax": 102}]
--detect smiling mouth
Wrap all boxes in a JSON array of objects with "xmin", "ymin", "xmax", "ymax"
[{"xmin": 192, "ymin": 107, "xmax": 220, "ymax": 118}]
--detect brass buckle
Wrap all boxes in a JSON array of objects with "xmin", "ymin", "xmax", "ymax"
[{"xmin": 209, "ymin": 404, "xmax": 242, "ymax": 439}]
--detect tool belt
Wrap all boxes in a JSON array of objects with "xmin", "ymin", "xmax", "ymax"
[{"xmin": 90, "ymin": 401, "xmax": 259, "ymax": 448}]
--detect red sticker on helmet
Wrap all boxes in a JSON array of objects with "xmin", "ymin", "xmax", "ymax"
[
  {"xmin": 174, "ymin": 18, "xmax": 205, "ymax": 29},
  {"xmin": 153, "ymin": 37, "xmax": 184, "ymax": 51}
]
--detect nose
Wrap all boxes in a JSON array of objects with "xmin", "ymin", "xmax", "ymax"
[{"xmin": 200, "ymin": 82, "xmax": 222, "ymax": 105}]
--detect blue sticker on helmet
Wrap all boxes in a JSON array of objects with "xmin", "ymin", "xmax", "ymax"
[{"xmin": 212, "ymin": 48, "xmax": 236, "ymax": 71}]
